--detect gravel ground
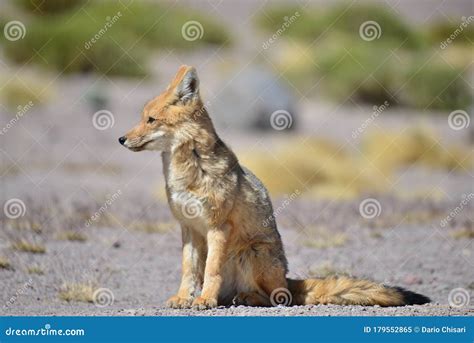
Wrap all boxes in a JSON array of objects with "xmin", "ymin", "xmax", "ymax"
[
  {"xmin": 1, "ymin": 74, "xmax": 472, "ymax": 317},
  {"xmin": 1, "ymin": 0, "xmax": 473, "ymax": 317}
]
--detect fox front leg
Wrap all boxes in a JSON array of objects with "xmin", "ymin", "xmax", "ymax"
[
  {"xmin": 167, "ymin": 226, "xmax": 206, "ymax": 309},
  {"xmin": 192, "ymin": 223, "xmax": 230, "ymax": 310}
]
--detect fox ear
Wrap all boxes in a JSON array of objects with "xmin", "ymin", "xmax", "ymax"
[{"xmin": 175, "ymin": 67, "xmax": 200, "ymax": 103}]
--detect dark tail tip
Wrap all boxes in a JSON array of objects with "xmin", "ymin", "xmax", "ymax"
[{"xmin": 393, "ymin": 286, "xmax": 431, "ymax": 305}]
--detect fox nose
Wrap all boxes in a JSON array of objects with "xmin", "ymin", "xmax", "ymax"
[{"xmin": 118, "ymin": 136, "xmax": 126, "ymax": 145}]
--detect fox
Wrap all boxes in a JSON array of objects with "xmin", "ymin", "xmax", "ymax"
[{"xmin": 118, "ymin": 65, "xmax": 430, "ymax": 310}]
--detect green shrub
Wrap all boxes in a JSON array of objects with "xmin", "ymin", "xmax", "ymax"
[
  {"xmin": 258, "ymin": 4, "xmax": 472, "ymax": 110},
  {"xmin": 17, "ymin": 0, "xmax": 85, "ymax": 14},
  {"xmin": 1, "ymin": 1, "xmax": 230, "ymax": 77},
  {"xmin": 258, "ymin": 4, "xmax": 424, "ymax": 49},
  {"xmin": 315, "ymin": 37, "xmax": 403, "ymax": 104},
  {"xmin": 427, "ymin": 19, "xmax": 474, "ymax": 47},
  {"xmin": 401, "ymin": 58, "xmax": 472, "ymax": 110}
]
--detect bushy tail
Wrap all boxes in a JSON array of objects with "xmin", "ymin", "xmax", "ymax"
[{"xmin": 287, "ymin": 277, "xmax": 430, "ymax": 306}]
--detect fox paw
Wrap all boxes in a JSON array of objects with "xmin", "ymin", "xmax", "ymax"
[
  {"xmin": 166, "ymin": 295, "xmax": 194, "ymax": 309},
  {"xmin": 191, "ymin": 296, "xmax": 218, "ymax": 310}
]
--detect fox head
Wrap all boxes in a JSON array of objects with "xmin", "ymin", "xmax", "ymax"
[{"xmin": 119, "ymin": 65, "xmax": 207, "ymax": 152}]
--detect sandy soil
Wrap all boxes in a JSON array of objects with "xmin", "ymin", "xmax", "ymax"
[
  {"xmin": 0, "ymin": 0, "xmax": 473, "ymax": 317},
  {"xmin": 1, "ymin": 80, "xmax": 472, "ymax": 315}
]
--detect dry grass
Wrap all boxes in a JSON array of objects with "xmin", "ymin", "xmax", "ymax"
[
  {"xmin": 27, "ymin": 266, "xmax": 44, "ymax": 275},
  {"xmin": 0, "ymin": 256, "xmax": 12, "ymax": 270},
  {"xmin": 128, "ymin": 221, "xmax": 175, "ymax": 234},
  {"xmin": 450, "ymin": 228, "xmax": 474, "ymax": 240},
  {"xmin": 59, "ymin": 282, "xmax": 95, "ymax": 303},
  {"xmin": 5, "ymin": 219, "xmax": 42, "ymax": 233},
  {"xmin": 239, "ymin": 138, "xmax": 385, "ymax": 199},
  {"xmin": 12, "ymin": 240, "xmax": 46, "ymax": 254},
  {"xmin": 238, "ymin": 129, "xmax": 472, "ymax": 199},
  {"xmin": 362, "ymin": 128, "xmax": 473, "ymax": 175},
  {"xmin": 303, "ymin": 226, "xmax": 348, "ymax": 249},
  {"xmin": 308, "ymin": 261, "xmax": 350, "ymax": 278},
  {"xmin": 57, "ymin": 230, "xmax": 87, "ymax": 242}
]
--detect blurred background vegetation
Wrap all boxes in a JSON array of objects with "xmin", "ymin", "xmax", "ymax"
[
  {"xmin": 0, "ymin": 0, "xmax": 472, "ymax": 200},
  {"xmin": 0, "ymin": 0, "xmax": 230, "ymax": 77},
  {"xmin": 257, "ymin": 4, "xmax": 472, "ymax": 111}
]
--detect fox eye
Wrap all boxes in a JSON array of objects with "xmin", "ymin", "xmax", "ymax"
[{"xmin": 147, "ymin": 117, "xmax": 156, "ymax": 124}]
